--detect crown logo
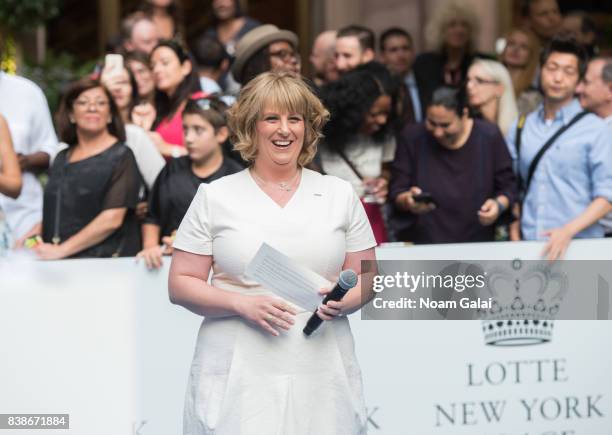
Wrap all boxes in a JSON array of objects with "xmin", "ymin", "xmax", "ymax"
[{"xmin": 478, "ymin": 259, "xmax": 568, "ymax": 346}]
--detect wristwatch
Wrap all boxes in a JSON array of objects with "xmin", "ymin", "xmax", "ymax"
[{"xmin": 494, "ymin": 198, "xmax": 507, "ymax": 214}]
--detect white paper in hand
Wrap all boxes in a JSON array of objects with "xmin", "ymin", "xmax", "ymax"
[{"xmin": 245, "ymin": 243, "xmax": 331, "ymax": 311}]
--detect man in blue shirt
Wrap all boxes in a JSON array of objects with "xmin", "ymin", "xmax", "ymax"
[
  {"xmin": 576, "ymin": 56, "xmax": 612, "ymax": 236},
  {"xmin": 505, "ymin": 35, "xmax": 612, "ymax": 260}
]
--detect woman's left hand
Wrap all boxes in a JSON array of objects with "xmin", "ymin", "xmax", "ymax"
[
  {"xmin": 34, "ymin": 243, "xmax": 68, "ymax": 260},
  {"xmin": 316, "ymin": 287, "xmax": 345, "ymax": 321}
]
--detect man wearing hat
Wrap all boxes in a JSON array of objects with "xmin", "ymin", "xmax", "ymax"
[{"xmin": 231, "ymin": 24, "xmax": 300, "ymax": 85}]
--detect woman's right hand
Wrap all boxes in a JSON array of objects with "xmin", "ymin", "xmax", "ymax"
[
  {"xmin": 235, "ymin": 294, "xmax": 297, "ymax": 336},
  {"xmin": 397, "ymin": 186, "xmax": 436, "ymax": 214},
  {"xmin": 131, "ymin": 103, "xmax": 156, "ymax": 131}
]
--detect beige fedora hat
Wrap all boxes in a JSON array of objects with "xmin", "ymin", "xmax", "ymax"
[{"xmin": 231, "ymin": 24, "xmax": 299, "ymax": 83}]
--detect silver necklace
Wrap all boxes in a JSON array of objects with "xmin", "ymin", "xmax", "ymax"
[{"xmin": 250, "ymin": 168, "xmax": 301, "ymax": 192}]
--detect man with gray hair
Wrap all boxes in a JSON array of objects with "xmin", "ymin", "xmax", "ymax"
[
  {"xmin": 121, "ymin": 11, "xmax": 159, "ymax": 54},
  {"xmin": 577, "ymin": 57, "xmax": 612, "ymax": 236}
]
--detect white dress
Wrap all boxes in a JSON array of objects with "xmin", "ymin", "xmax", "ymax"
[{"xmin": 174, "ymin": 168, "xmax": 376, "ymax": 435}]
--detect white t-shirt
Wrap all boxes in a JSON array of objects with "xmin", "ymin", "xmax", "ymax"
[
  {"xmin": 319, "ymin": 135, "xmax": 396, "ymax": 197},
  {"xmin": 0, "ymin": 72, "xmax": 58, "ymax": 238}
]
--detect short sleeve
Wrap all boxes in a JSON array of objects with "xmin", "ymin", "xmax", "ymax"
[
  {"xmin": 102, "ymin": 150, "xmax": 139, "ymax": 210},
  {"xmin": 345, "ymin": 183, "xmax": 377, "ymax": 252},
  {"xmin": 173, "ymin": 184, "xmax": 213, "ymax": 255}
]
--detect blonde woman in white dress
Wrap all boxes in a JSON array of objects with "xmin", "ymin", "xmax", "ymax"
[{"xmin": 169, "ymin": 72, "xmax": 376, "ymax": 435}]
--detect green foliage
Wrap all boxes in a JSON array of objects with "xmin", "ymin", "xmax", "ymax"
[
  {"xmin": 0, "ymin": 0, "xmax": 61, "ymax": 31},
  {"xmin": 20, "ymin": 50, "xmax": 98, "ymax": 114}
]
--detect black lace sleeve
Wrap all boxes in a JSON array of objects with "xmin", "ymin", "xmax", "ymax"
[{"xmin": 102, "ymin": 149, "xmax": 140, "ymax": 210}]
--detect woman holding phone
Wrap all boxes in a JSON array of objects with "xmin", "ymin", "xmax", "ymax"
[
  {"xmin": 131, "ymin": 40, "xmax": 201, "ymax": 159},
  {"xmin": 389, "ymin": 86, "xmax": 517, "ymax": 244},
  {"xmin": 100, "ymin": 55, "xmax": 165, "ymax": 191}
]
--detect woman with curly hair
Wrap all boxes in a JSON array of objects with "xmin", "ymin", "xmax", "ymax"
[
  {"xmin": 169, "ymin": 71, "xmax": 376, "ymax": 433},
  {"xmin": 414, "ymin": 1, "xmax": 491, "ymax": 109},
  {"xmin": 318, "ymin": 62, "xmax": 397, "ymax": 244}
]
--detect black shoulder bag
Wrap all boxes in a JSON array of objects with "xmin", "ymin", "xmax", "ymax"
[{"xmin": 514, "ymin": 110, "xmax": 589, "ymax": 199}]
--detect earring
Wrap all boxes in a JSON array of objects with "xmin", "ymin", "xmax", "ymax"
[
  {"xmin": 108, "ymin": 118, "xmax": 112, "ymax": 124},
  {"xmin": 69, "ymin": 117, "xmax": 75, "ymax": 124}
]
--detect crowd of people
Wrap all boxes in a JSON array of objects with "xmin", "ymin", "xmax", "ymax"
[{"xmin": 0, "ymin": 0, "xmax": 611, "ymax": 262}]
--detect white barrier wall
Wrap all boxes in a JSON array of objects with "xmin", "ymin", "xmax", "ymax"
[{"xmin": 1, "ymin": 239, "xmax": 611, "ymax": 435}]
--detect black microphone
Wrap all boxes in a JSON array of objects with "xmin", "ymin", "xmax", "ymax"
[{"xmin": 303, "ymin": 269, "xmax": 358, "ymax": 336}]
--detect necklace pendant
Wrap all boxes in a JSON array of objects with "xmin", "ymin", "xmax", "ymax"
[{"xmin": 279, "ymin": 182, "xmax": 291, "ymax": 192}]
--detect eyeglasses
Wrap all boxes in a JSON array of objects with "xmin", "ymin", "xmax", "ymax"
[
  {"xmin": 466, "ymin": 76, "xmax": 499, "ymax": 86},
  {"xmin": 269, "ymin": 49, "xmax": 299, "ymax": 61},
  {"xmin": 74, "ymin": 99, "xmax": 109, "ymax": 110}
]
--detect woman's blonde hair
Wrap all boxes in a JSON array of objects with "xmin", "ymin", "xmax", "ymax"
[
  {"xmin": 227, "ymin": 72, "xmax": 329, "ymax": 167},
  {"xmin": 501, "ymin": 27, "xmax": 541, "ymax": 97},
  {"xmin": 469, "ymin": 59, "xmax": 518, "ymax": 136},
  {"xmin": 425, "ymin": 1, "xmax": 480, "ymax": 52}
]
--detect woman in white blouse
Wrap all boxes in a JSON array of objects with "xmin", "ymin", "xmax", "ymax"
[{"xmin": 169, "ymin": 72, "xmax": 376, "ymax": 434}]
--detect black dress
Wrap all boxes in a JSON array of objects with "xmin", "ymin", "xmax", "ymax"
[
  {"xmin": 42, "ymin": 142, "xmax": 141, "ymax": 258},
  {"xmin": 145, "ymin": 156, "xmax": 242, "ymax": 239}
]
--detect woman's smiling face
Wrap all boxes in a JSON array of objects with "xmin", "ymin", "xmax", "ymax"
[{"xmin": 254, "ymin": 105, "xmax": 305, "ymax": 167}]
